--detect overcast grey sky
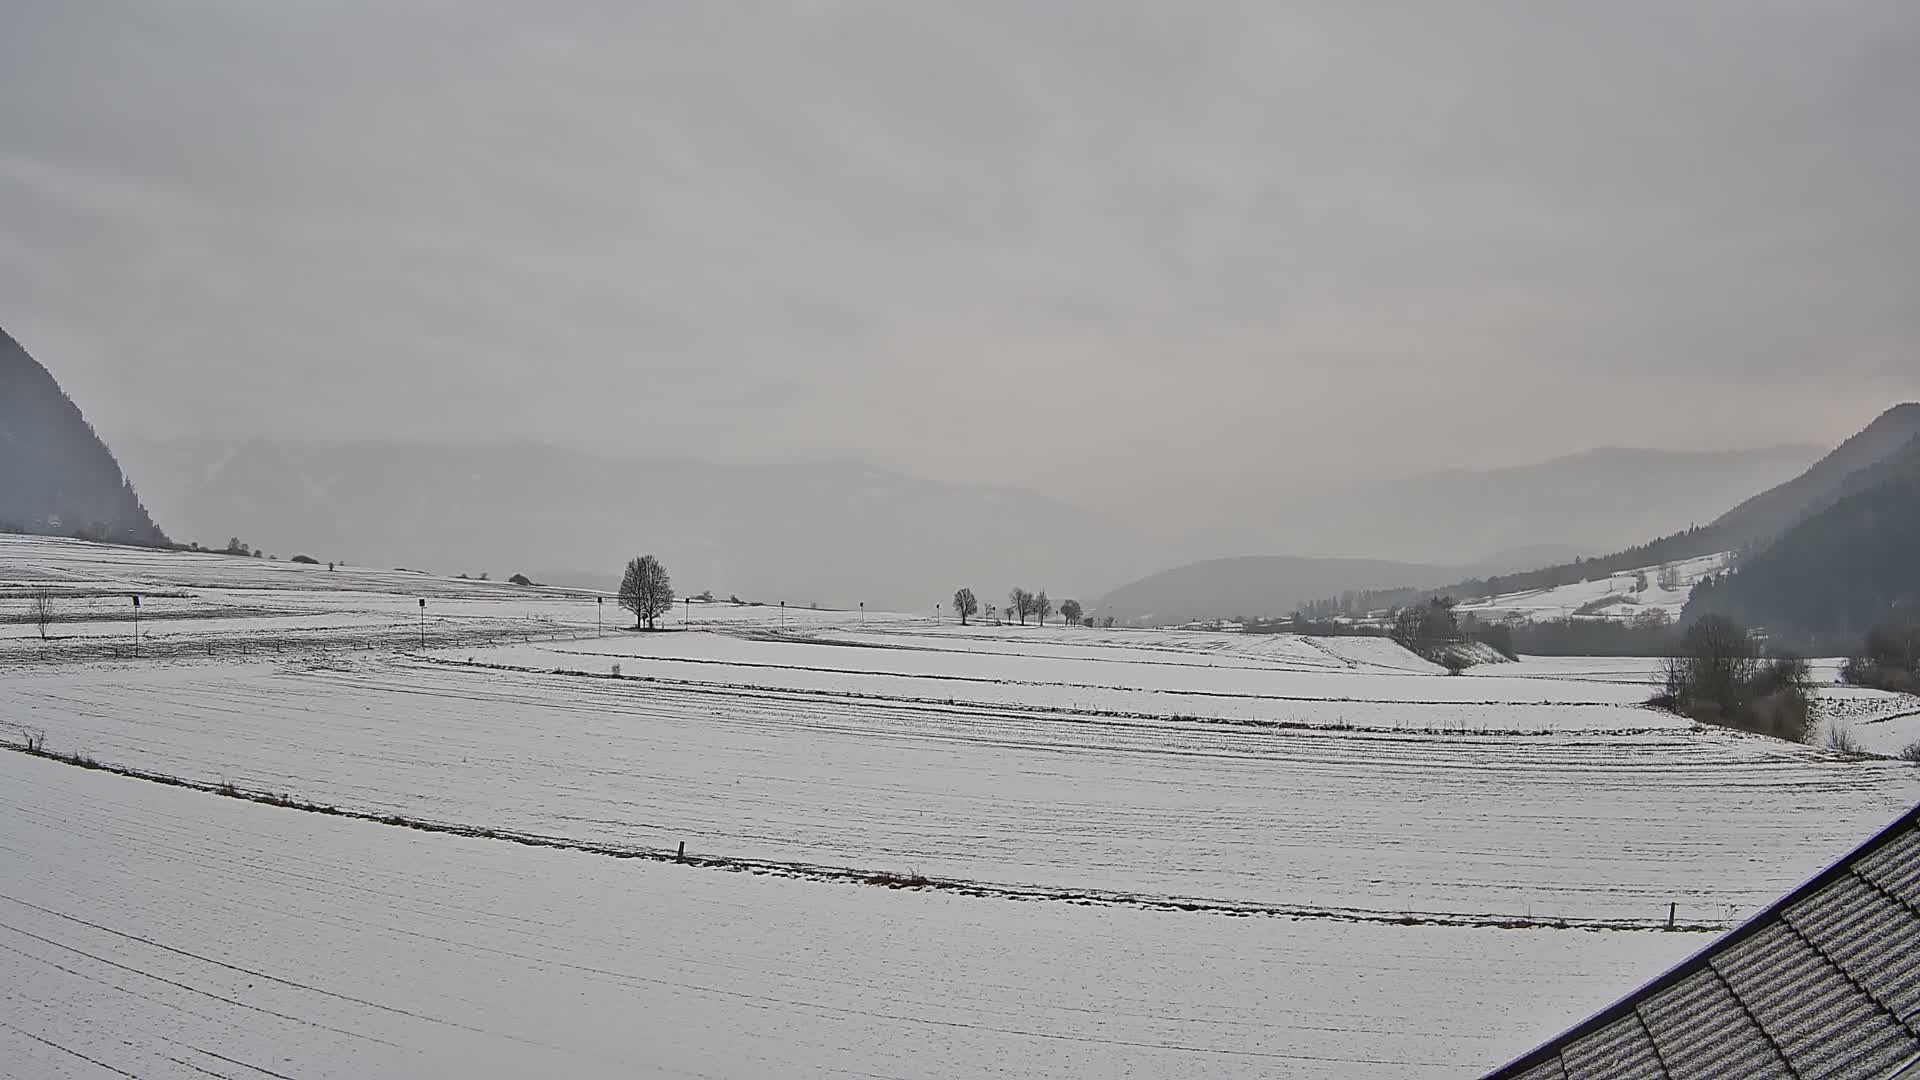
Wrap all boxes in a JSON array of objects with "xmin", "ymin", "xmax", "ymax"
[{"xmin": 3, "ymin": 1, "xmax": 1917, "ymax": 520}]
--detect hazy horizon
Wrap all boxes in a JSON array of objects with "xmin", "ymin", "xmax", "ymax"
[
  {"xmin": 6, "ymin": 2, "xmax": 1919, "ymax": 524},
  {"xmin": 118, "ymin": 425, "xmax": 1832, "ymax": 519}
]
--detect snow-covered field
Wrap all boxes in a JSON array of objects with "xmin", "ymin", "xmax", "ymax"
[
  {"xmin": 0, "ymin": 749, "xmax": 1694, "ymax": 1079},
  {"xmin": 4, "ymin": 534, "xmax": 1918, "ymax": 1077}
]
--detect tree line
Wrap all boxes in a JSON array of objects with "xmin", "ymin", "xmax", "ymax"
[{"xmin": 951, "ymin": 587, "xmax": 1095, "ymax": 627}]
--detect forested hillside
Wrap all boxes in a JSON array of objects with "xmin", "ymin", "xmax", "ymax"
[
  {"xmin": 0, "ymin": 327, "xmax": 167, "ymax": 545},
  {"xmin": 1683, "ymin": 441, "xmax": 1920, "ymax": 651}
]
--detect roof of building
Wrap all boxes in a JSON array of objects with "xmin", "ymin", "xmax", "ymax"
[{"xmin": 1487, "ymin": 803, "xmax": 1920, "ymax": 1080}]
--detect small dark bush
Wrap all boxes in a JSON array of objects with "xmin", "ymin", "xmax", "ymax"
[
  {"xmin": 1898, "ymin": 741, "xmax": 1920, "ymax": 764},
  {"xmin": 1840, "ymin": 620, "xmax": 1920, "ymax": 693},
  {"xmin": 508, "ymin": 573, "xmax": 534, "ymax": 586},
  {"xmin": 863, "ymin": 871, "xmax": 932, "ymax": 889},
  {"xmin": 1824, "ymin": 723, "xmax": 1865, "ymax": 755},
  {"xmin": 290, "ymin": 554, "xmax": 319, "ymax": 564}
]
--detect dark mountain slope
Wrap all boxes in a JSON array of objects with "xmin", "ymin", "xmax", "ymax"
[
  {"xmin": 1684, "ymin": 456, "xmax": 1920, "ymax": 650},
  {"xmin": 1709, "ymin": 403, "xmax": 1920, "ymax": 547},
  {"xmin": 0, "ymin": 326, "xmax": 166, "ymax": 545}
]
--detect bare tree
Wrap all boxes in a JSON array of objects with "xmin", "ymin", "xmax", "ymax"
[
  {"xmin": 31, "ymin": 591, "xmax": 53, "ymax": 641},
  {"xmin": 1661, "ymin": 614, "xmax": 1759, "ymax": 722},
  {"xmin": 1059, "ymin": 599, "xmax": 1083, "ymax": 626},
  {"xmin": 619, "ymin": 555, "xmax": 675, "ymax": 630},
  {"xmin": 1034, "ymin": 590, "xmax": 1053, "ymax": 626},
  {"xmin": 1009, "ymin": 587, "xmax": 1033, "ymax": 625},
  {"xmin": 952, "ymin": 588, "xmax": 979, "ymax": 626}
]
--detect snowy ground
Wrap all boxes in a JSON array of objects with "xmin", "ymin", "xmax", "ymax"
[
  {"xmin": 3, "ymin": 534, "xmax": 1918, "ymax": 1077},
  {"xmin": 0, "ymin": 750, "xmax": 1697, "ymax": 1079}
]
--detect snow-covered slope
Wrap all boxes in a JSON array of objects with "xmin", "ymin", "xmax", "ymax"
[{"xmin": 1455, "ymin": 552, "xmax": 1731, "ymax": 624}]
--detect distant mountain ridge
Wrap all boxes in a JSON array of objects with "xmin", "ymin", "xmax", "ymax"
[
  {"xmin": 1095, "ymin": 443, "xmax": 1827, "ymax": 623},
  {"xmin": 1297, "ymin": 403, "xmax": 1920, "ymax": 624},
  {"xmin": 1093, "ymin": 555, "xmax": 1469, "ymax": 625},
  {"xmin": 125, "ymin": 437, "xmax": 1160, "ymax": 612},
  {"xmin": 1201, "ymin": 444, "xmax": 1822, "ymax": 566},
  {"xmin": 0, "ymin": 326, "xmax": 166, "ymax": 545}
]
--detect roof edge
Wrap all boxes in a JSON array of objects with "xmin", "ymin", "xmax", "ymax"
[{"xmin": 1485, "ymin": 801, "xmax": 1920, "ymax": 1079}]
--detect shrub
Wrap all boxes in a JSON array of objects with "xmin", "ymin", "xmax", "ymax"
[
  {"xmin": 508, "ymin": 573, "xmax": 534, "ymax": 586},
  {"xmin": 1841, "ymin": 619, "xmax": 1920, "ymax": 693},
  {"xmin": 1390, "ymin": 597, "xmax": 1459, "ymax": 661},
  {"xmin": 1898, "ymin": 741, "xmax": 1920, "ymax": 764},
  {"xmin": 1658, "ymin": 616, "xmax": 1815, "ymax": 742},
  {"xmin": 1824, "ymin": 723, "xmax": 1865, "ymax": 755},
  {"xmin": 290, "ymin": 554, "xmax": 319, "ymax": 564}
]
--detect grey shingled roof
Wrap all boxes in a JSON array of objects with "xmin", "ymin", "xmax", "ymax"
[{"xmin": 1488, "ymin": 804, "xmax": 1920, "ymax": 1080}]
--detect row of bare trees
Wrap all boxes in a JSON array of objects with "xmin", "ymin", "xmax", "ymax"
[{"xmin": 950, "ymin": 587, "xmax": 1086, "ymax": 627}]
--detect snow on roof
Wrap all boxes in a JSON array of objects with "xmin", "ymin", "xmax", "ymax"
[{"xmin": 1487, "ymin": 803, "xmax": 1920, "ymax": 1079}]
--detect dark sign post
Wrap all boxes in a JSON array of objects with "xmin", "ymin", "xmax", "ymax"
[
  {"xmin": 418, "ymin": 598, "xmax": 426, "ymax": 649},
  {"xmin": 131, "ymin": 594, "xmax": 140, "ymax": 658},
  {"xmin": 597, "ymin": 595, "xmax": 603, "ymax": 637}
]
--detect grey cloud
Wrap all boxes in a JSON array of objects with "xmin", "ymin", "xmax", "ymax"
[{"xmin": 2, "ymin": 1, "xmax": 1917, "ymax": 524}]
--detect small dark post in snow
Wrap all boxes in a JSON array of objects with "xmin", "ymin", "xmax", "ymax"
[
  {"xmin": 780, "ymin": 600, "xmax": 785, "ymax": 627},
  {"xmin": 131, "ymin": 594, "xmax": 140, "ymax": 657},
  {"xmin": 597, "ymin": 595, "xmax": 603, "ymax": 637},
  {"xmin": 859, "ymin": 601, "xmax": 864, "ymax": 625},
  {"xmin": 418, "ymin": 598, "xmax": 426, "ymax": 648},
  {"xmin": 676, "ymin": 840, "xmax": 686, "ymax": 863},
  {"xmin": 1668, "ymin": 902, "xmax": 1676, "ymax": 930},
  {"xmin": 685, "ymin": 596, "xmax": 690, "ymax": 628}
]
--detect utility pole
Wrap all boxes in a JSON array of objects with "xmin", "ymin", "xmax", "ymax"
[{"xmin": 131, "ymin": 594, "xmax": 140, "ymax": 658}]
